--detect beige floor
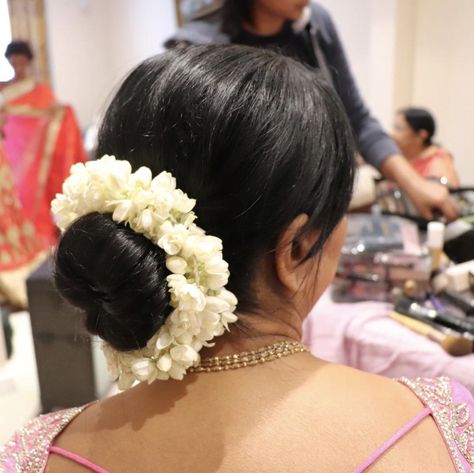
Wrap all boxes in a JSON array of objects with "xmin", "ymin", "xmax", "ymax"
[{"xmin": 0, "ymin": 311, "xmax": 41, "ymax": 444}]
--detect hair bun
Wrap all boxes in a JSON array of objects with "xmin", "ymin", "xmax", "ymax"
[{"xmin": 54, "ymin": 212, "xmax": 171, "ymax": 351}]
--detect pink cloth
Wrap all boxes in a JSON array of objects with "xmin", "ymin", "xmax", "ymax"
[
  {"xmin": 303, "ymin": 290, "xmax": 474, "ymax": 394},
  {"xmin": 1, "ymin": 378, "xmax": 473, "ymax": 472}
]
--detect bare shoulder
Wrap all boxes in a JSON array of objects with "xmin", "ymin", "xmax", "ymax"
[{"xmin": 299, "ymin": 364, "xmax": 457, "ymax": 472}]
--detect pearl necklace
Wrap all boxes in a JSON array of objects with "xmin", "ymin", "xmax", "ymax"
[{"xmin": 188, "ymin": 341, "xmax": 309, "ymax": 373}]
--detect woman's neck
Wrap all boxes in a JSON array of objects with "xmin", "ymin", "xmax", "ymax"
[
  {"xmin": 243, "ymin": 6, "xmax": 286, "ymax": 36},
  {"xmin": 199, "ymin": 308, "xmax": 304, "ymax": 360},
  {"xmin": 404, "ymin": 144, "xmax": 429, "ymax": 162}
]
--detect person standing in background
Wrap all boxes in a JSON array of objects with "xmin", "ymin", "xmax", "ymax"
[
  {"xmin": 0, "ymin": 41, "xmax": 87, "ymax": 244},
  {"xmin": 166, "ymin": 0, "xmax": 459, "ymax": 220},
  {"xmin": 0, "ymin": 95, "xmax": 48, "ymax": 357}
]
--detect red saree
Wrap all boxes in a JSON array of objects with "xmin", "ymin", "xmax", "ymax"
[
  {"xmin": 3, "ymin": 78, "xmax": 87, "ymax": 244},
  {"xmin": 0, "ymin": 144, "xmax": 47, "ymax": 307}
]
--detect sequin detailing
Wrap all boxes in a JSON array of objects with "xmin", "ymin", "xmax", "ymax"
[
  {"xmin": 0, "ymin": 406, "xmax": 86, "ymax": 472},
  {"xmin": 399, "ymin": 377, "xmax": 474, "ymax": 473},
  {"xmin": 1, "ymin": 378, "xmax": 473, "ymax": 472}
]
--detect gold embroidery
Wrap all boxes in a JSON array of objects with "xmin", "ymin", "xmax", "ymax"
[
  {"xmin": 399, "ymin": 377, "xmax": 474, "ymax": 472},
  {"xmin": 1, "ymin": 78, "xmax": 36, "ymax": 102},
  {"xmin": 33, "ymin": 107, "xmax": 65, "ymax": 217}
]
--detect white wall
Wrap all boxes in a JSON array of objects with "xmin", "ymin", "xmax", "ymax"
[
  {"xmin": 316, "ymin": 0, "xmax": 397, "ymax": 130},
  {"xmin": 45, "ymin": 0, "xmax": 176, "ymax": 129},
  {"xmin": 47, "ymin": 0, "xmax": 397, "ymax": 132},
  {"xmin": 395, "ymin": 0, "xmax": 474, "ymax": 184}
]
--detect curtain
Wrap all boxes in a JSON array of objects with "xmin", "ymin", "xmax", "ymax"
[{"xmin": 7, "ymin": 0, "xmax": 49, "ymax": 83}]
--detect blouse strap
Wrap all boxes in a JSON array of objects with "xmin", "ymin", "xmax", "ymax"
[
  {"xmin": 351, "ymin": 406, "xmax": 431, "ymax": 473},
  {"xmin": 49, "ymin": 446, "xmax": 112, "ymax": 473}
]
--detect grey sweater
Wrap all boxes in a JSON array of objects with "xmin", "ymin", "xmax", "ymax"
[{"xmin": 165, "ymin": 1, "xmax": 399, "ymax": 169}]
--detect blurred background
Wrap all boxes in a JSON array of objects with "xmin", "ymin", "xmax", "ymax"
[{"xmin": 1, "ymin": 0, "xmax": 472, "ymax": 181}]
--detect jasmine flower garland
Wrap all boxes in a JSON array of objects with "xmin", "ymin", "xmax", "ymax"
[{"xmin": 51, "ymin": 155, "xmax": 238, "ymax": 389}]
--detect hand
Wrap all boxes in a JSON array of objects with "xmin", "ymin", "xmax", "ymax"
[
  {"xmin": 404, "ymin": 178, "xmax": 459, "ymax": 221},
  {"xmin": 380, "ymin": 154, "xmax": 460, "ymax": 221}
]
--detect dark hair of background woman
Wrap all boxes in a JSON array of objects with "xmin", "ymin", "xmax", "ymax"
[
  {"xmin": 399, "ymin": 107, "xmax": 436, "ymax": 146},
  {"xmin": 54, "ymin": 45, "xmax": 355, "ymax": 352},
  {"xmin": 5, "ymin": 40, "xmax": 34, "ymax": 60},
  {"xmin": 220, "ymin": 0, "xmax": 253, "ymax": 37}
]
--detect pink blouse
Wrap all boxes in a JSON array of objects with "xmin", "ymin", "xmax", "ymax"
[{"xmin": 1, "ymin": 377, "xmax": 473, "ymax": 472}]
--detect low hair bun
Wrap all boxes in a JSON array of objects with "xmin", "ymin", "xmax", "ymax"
[{"xmin": 54, "ymin": 212, "xmax": 171, "ymax": 351}]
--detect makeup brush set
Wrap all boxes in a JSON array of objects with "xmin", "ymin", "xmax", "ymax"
[{"xmin": 334, "ymin": 213, "xmax": 474, "ymax": 356}]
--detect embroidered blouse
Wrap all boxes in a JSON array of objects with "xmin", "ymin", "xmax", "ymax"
[{"xmin": 1, "ymin": 377, "xmax": 473, "ymax": 472}]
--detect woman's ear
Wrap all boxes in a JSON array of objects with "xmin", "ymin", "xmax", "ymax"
[
  {"xmin": 418, "ymin": 129, "xmax": 429, "ymax": 144},
  {"xmin": 274, "ymin": 213, "xmax": 319, "ymax": 292}
]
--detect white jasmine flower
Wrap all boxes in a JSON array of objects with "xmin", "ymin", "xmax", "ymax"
[
  {"xmin": 175, "ymin": 331, "xmax": 194, "ymax": 345},
  {"xmin": 152, "ymin": 171, "xmax": 176, "ymax": 192},
  {"xmin": 217, "ymin": 288, "xmax": 238, "ymax": 309},
  {"xmin": 205, "ymin": 296, "xmax": 231, "ymax": 313},
  {"xmin": 172, "ymin": 189, "xmax": 196, "ymax": 213},
  {"xmin": 205, "ymin": 256, "xmax": 230, "ymax": 290},
  {"xmin": 113, "ymin": 200, "xmax": 135, "ymax": 222},
  {"xmin": 131, "ymin": 358, "xmax": 156, "ymax": 381},
  {"xmin": 221, "ymin": 311, "xmax": 238, "ymax": 330},
  {"xmin": 157, "ymin": 353, "xmax": 172, "ymax": 372},
  {"xmin": 158, "ymin": 223, "xmax": 189, "ymax": 255},
  {"xmin": 170, "ymin": 345, "xmax": 199, "ymax": 365},
  {"xmin": 166, "ymin": 256, "xmax": 188, "ymax": 275},
  {"xmin": 155, "ymin": 331, "xmax": 173, "ymax": 350},
  {"xmin": 129, "ymin": 166, "xmax": 152, "ymax": 189},
  {"xmin": 167, "ymin": 274, "xmax": 187, "ymax": 291},
  {"xmin": 193, "ymin": 236, "xmax": 223, "ymax": 262},
  {"xmin": 168, "ymin": 364, "xmax": 187, "ymax": 380},
  {"xmin": 207, "ymin": 274, "xmax": 229, "ymax": 290},
  {"xmin": 137, "ymin": 208, "xmax": 154, "ymax": 231},
  {"xmin": 174, "ymin": 284, "xmax": 206, "ymax": 312}
]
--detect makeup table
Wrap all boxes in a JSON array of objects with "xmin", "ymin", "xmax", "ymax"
[{"xmin": 303, "ymin": 289, "xmax": 474, "ymax": 394}]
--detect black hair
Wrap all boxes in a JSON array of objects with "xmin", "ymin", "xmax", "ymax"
[
  {"xmin": 5, "ymin": 40, "xmax": 34, "ymax": 60},
  {"xmin": 221, "ymin": 0, "xmax": 253, "ymax": 37},
  {"xmin": 54, "ymin": 45, "xmax": 355, "ymax": 351},
  {"xmin": 399, "ymin": 107, "xmax": 436, "ymax": 146}
]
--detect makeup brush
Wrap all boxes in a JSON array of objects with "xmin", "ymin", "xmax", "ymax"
[{"xmin": 390, "ymin": 311, "xmax": 474, "ymax": 356}]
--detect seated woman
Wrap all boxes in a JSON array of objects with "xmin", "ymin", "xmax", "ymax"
[
  {"xmin": 392, "ymin": 107, "xmax": 460, "ymax": 187},
  {"xmin": 0, "ymin": 41, "xmax": 86, "ymax": 244},
  {"xmin": 2, "ymin": 46, "xmax": 472, "ymax": 472}
]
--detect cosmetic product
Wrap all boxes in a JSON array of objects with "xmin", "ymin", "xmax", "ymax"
[
  {"xmin": 426, "ymin": 221, "xmax": 445, "ymax": 273},
  {"xmin": 403, "ymin": 280, "xmax": 418, "ymax": 298},
  {"xmin": 444, "ymin": 260, "xmax": 474, "ymax": 292},
  {"xmin": 469, "ymin": 271, "xmax": 474, "ymax": 293},
  {"xmin": 441, "ymin": 289, "xmax": 474, "ymax": 316},
  {"xmin": 394, "ymin": 296, "xmax": 474, "ymax": 335},
  {"xmin": 428, "ymin": 294, "xmax": 445, "ymax": 312},
  {"xmin": 390, "ymin": 311, "xmax": 474, "ymax": 356}
]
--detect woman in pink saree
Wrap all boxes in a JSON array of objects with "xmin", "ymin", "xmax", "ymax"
[{"xmin": 0, "ymin": 41, "xmax": 87, "ymax": 245}]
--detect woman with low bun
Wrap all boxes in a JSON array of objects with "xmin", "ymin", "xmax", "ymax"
[{"xmin": 2, "ymin": 45, "xmax": 472, "ymax": 472}]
